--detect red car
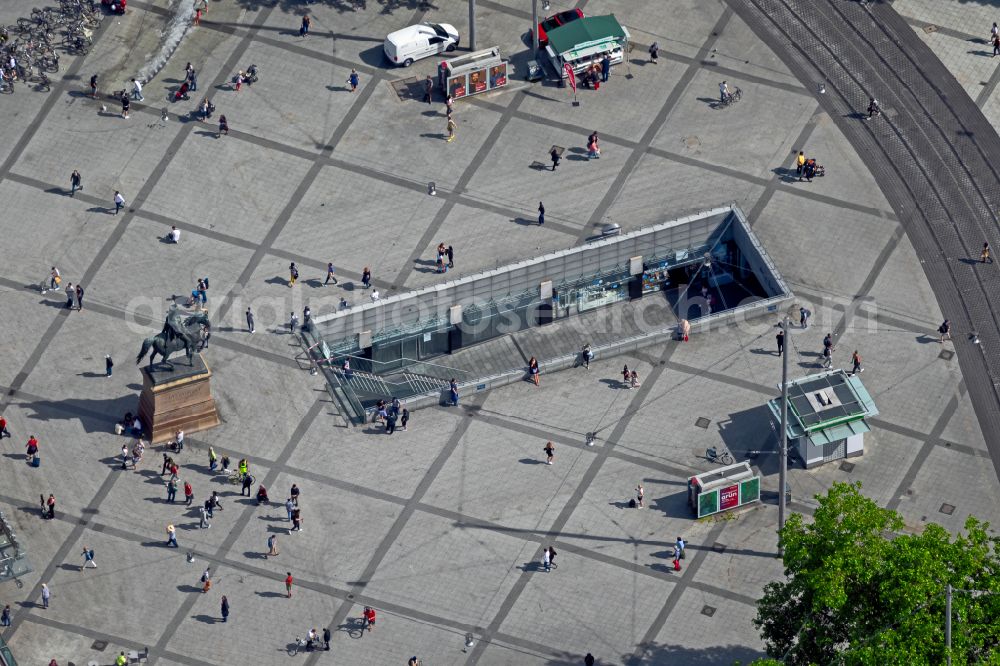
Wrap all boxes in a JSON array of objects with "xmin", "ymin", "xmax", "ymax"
[{"xmin": 537, "ymin": 9, "xmax": 583, "ymax": 47}]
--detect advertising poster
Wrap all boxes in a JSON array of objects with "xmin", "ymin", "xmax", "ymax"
[
  {"xmin": 489, "ymin": 63, "xmax": 507, "ymax": 89},
  {"xmin": 469, "ymin": 68, "xmax": 487, "ymax": 94},
  {"xmin": 720, "ymin": 484, "xmax": 739, "ymax": 511},
  {"xmin": 449, "ymin": 75, "xmax": 467, "ymax": 99}
]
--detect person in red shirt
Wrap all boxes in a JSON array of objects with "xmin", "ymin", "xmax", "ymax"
[
  {"xmin": 25, "ymin": 436, "xmax": 39, "ymax": 461},
  {"xmin": 285, "ymin": 572, "xmax": 293, "ymax": 598},
  {"xmin": 184, "ymin": 482, "xmax": 193, "ymax": 506},
  {"xmin": 0, "ymin": 415, "xmax": 9, "ymax": 439},
  {"xmin": 363, "ymin": 606, "xmax": 376, "ymax": 632}
]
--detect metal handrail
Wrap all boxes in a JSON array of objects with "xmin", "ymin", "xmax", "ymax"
[{"xmin": 325, "ymin": 352, "xmax": 469, "ymax": 377}]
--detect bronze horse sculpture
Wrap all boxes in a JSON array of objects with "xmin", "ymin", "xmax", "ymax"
[{"xmin": 136, "ymin": 309, "xmax": 211, "ymax": 369}]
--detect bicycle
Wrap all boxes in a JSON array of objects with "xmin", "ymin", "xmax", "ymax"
[
  {"xmin": 706, "ymin": 446, "xmax": 734, "ymax": 465},
  {"xmin": 717, "ymin": 87, "xmax": 742, "ymax": 108},
  {"xmin": 226, "ymin": 470, "xmax": 243, "ymax": 485},
  {"xmin": 288, "ymin": 636, "xmax": 310, "ymax": 656}
]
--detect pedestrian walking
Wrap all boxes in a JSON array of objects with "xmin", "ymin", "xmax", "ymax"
[
  {"xmin": 241, "ymin": 473, "xmax": 253, "ymax": 497},
  {"xmin": 166, "ymin": 524, "xmax": 178, "ymax": 547},
  {"xmin": 208, "ymin": 446, "xmax": 217, "ymax": 471},
  {"xmin": 630, "ymin": 369, "xmax": 640, "ymax": 388},
  {"xmin": 401, "ymin": 407, "xmax": 410, "ymax": 430},
  {"xmin": 347, "ymin": 68, "xmax": 359, "ymax": 92},
  {"xmin": 325, "ymin": 262, "xmax": 338, "ymax": 285},
  {"xmin": 362, "ymin": 266, "xmax": 372, "ymax": 289},
  {"xmin": 423, "ymin": 75, "xmax": 433, "ymax": 103},
  {"xmin": 70, "ymin": 170, "xmax": 82, "ymax": 196},
  {"xmin": 167, "ymin": 478, "xmax": 177, "ymax": 503},
  {"xmin": 218, "ymin": 114, "xmax": 229, "ymax": 136},
  {"xmin": 188, "ymin": 68, "xmax": 198, "ymax": 92},
  {"xmin": 267, "ymin": 534, "xmax": 278, "ymax": 557},
  {"xmin": 290, "ymin": 506, "xmax": 302, "ymax": 532},
  {"xmin": 120, "ymin": 92, "xmax": 130, "ymax": 119},
  {"xmin": 113, "ymin": 190, "xmax": 125, "ymax": 215},
  {"xmin": 201, "ymin": 567, "xmax": 211, "ymax": 592},
  {"xmin": 446, "ymin": 116, "xmax": 457, "ymax": 142},
  {"xmin": 89, "ymin": 73, "xmax": 98, "ymax": 97},
  {"xmin": 544, "ymin": 441, "xmax": 555, "ymax": 465},
  {"xmin": 323, "ymin": 627, "xmax": 331, "ymax": 650},
  {"xmin": 799, "ymin": 306, "xmax": 810, "ymax": 329},
  {"xmin": 549, "ymin": 148, "xmax": 560, "ymax": 171},
  {"xmin": 993, "ymin": 34, "xmax": 1000, "ymax": 57},
  {"xmin": 289, "ymin": 262, "xmax": 298, "ymax": 287},
  {"xmin": 41, "ymin": 583, "xmax": 50, "ymax": 609},
  {"xmin": 75, "ymin": 284, "xmax": 84, "ymax": 310},
  {"xmin": 542, "ymin": 547, "xmax": 551, "ymax": 572},
  {"xmin": 246, "ymin": 307, "xmax": 255, "ymax": 333},
  {"xmin": 81, "ymin": 546, "xmax": 96, "ymax": 569},
  {"xmin": 46, "ymin": 494, "xmax": 55, "ymax": 519},
  {"xmin": 64, "ymin": 282, "xmax": 74, "ymax": 308},
  {"xmin": 221, "ymin": 595, "xmax": 229, "ymax": 622},
  {"xmin": 850, "ymin": 350, "xmax": 864, "ymax": 374},
  {"xmin": 105, "ymin": 355, "xmax": 113, "ymax": 377},
  {"xmin": 0, "ymin": 604, "xmax": 10, "ymax": 626},
  {"xmin": 175, "ymin": 428, "xmax": 184, "ymax": 453},
  {"xmin": 288, "ymin": 312, "xmax": 298, "ymax": 333},
  {"xmin": 538, "ymin": 201, "xmax": 545, "ymax": 225},
  {"xmin": 636, "ymin": 483, "xmax": 644, "ymax": 508},
  {"xmin": 981, "ymin": 242, "xmax": 993, "ymax": 263},
  {"xmin": 528, "ymin": 356, "xmax": 540, "ymax": 385},
  {"xmin": 299, "ymin": 14, "xmax": 310, "ymax": 37},
  {"xmin": 621, "ymin": 364, "xmax": 630, "ymax": 388},
  {"xmin": 131, "ymin": 78, "xmax": 144, "ymax": 101},
  {"xmin": 199, "ymin": 505, "xmax": 210, "ymax": 528},
  {"xmin": 600, "ymin": 53, "xmax": 610, "ymax": 82},
  {"xmin": 449, "ymin": 378, "xmax": 459, "ymax": 406},
  {"xmin": 776, "ymin": 327, "xmax": 784, "ymax": 356},
  {"xmin": 445, "ymin": 94, "xmax": 453, "ymax": 115},
  {"xmin": 938, "ymin": 319, "xmax": 951, "ymax": 343},
  {"xmin": 676, "ymin": 536, "xmax": 686, "ymax": 560},
  {"xmin": 672, "ymin": 545, "xmax": 682, "ymax": 571},
  {"xmin": 822, "ymin": 344, "xmax": 833, "ymax": 369},
  {"xmin": 285, "ymin": 572, "xmax": 293, "ymax": 597},
  {"xmin": 194, "ymin": 6, "xmax": 201, "ymax": 25},
  {"xmin": 796, "ymin": 150, "xmax": 805, "ymax": 178},
  {"xmin": 648, "ymin": 41, "xmax": 659, "ymax": 63},
  {"xmin": 184, "ymin": 481, "xmax": 193, "ymax": 505}
]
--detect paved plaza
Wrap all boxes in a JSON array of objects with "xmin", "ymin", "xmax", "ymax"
[{"xmin": 0, "ymin": 0, "xmax": 999, "ymax": 664}]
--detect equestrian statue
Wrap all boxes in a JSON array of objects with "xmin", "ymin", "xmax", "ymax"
[{"xmin": 136, "ymin": 306, "xmax": 211, "ymax": 369}]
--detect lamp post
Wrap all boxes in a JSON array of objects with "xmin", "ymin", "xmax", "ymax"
[
  {"xmin": 469, "ymin": 0, "xmax": 476, "ymax": 52},
  {"xmin": 531, "ymin": 0, "xmax": 539, "ymax": 53},
  {"xmin": 778, "ymin": 316, "xmax": 789, "ymax": 555}
]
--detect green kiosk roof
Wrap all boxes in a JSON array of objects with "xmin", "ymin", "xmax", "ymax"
[{"xmin": 546, "ymin": 14, "xmax": 629, "ymax": 56}]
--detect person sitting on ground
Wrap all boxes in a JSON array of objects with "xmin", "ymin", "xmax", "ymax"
[
  {"xmin": 168, "ymin": 226, "xmax": 180, "ymax": 243},
  {"xmin": 256, "ymin": 484, "xmax": 269, "ymax": 505}
]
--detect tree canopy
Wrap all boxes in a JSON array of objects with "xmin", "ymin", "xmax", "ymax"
[{"xmin": 753, "ymin": 482, "xmax": 1000, "ymax": 665}]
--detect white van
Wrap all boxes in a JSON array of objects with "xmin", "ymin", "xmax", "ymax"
[{"xmin": 384, "ymin": 22, "xmax": 460, "ymax": 67}]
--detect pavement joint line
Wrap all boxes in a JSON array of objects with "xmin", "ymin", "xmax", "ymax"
[
  {"xmin": 886, "ymin": 386, "xmax": 964, "ymax": 513},
  {"xmin": 976, "ymin": 59, "xmax": 1000, "ymax": 108},
  {"xmin": 747, "ymin": 105, "xmax": 822, "ymax": 225},
  {"xmin": 832, "ymin": 224, "xmax": 906, "ymax": 340},
  {"xmin": 574, "ymin": 8, "xmax": 735, "ymax": 244},
  {"xmin": 22, "ymin": 615, "xmax": 217, "ymax": 666},
  {"xmin": 0, "ymin": 13, "xmax": 114, "ymax": 182},
  {"xmin": 4, "ymin": 468, "xmax": 121, "ymax": 638},
  {"xmin": 212, "ymin": 72, "xmax": 385, "ymax": 325},
  {"xmin": 465, "ymin": 342, "xmax": 678, "ymax": 664},
  {"xmin": 630, "ymin": 521, "xmax": 728, "ymax": 663},
  {"xmin": 392, "ymin": 92, "xmax": 527, "ymax": 289},
  {"xmin": 147, "ymin": 397, "xmax": 325, "ymax": 663},
  {"xmin": 314, "ymin": 394, "xmax": 486, "ymax": 662},
  {"xmin": 790, "ymin": 284, "xmax": 936, "ymax": 334}
]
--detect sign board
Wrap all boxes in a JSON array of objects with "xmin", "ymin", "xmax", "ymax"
[{"xmin": 690, "ymin": 463, "xmax": 761, "ymax": 518}]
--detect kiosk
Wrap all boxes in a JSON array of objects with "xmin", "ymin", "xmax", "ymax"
[
  {"xmin": 688, "ymin": 462, "xmax": 760, "ymax": 518},
  {"xmin": 438, "ymin": 47, "xmax": 508, "ymax": 100},
  {"xmin": 544, "ymin": 14, "xmax": 630, "ymax": 79}
]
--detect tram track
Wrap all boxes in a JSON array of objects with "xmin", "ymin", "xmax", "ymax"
[{"xmin": 727, "ymin": 0, "xmax": 1000, "ymax": 475}]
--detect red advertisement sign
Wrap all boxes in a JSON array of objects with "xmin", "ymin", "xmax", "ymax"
[
  {"xmin": 564, "ymin": 63, "xmax": 576, "ymax": 92},
  {"xmin": 449, "ymin": 75, "xmax": 467, "ymax": 99},
  {"xmin": 470, "ymin": 68, "xmax": 487, "ymax": 93},
  {"xmin": 720, "ymin": 484, "xmax": 739, "ymax": 511}
]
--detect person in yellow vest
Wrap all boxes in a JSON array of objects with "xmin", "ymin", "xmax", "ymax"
[
  {"xmin": 796, "ymin": 150, "xmax": 806, "ymax": 180},
  {"xmin": 116, "ymin": 651, "xmax": 127, "ymax": 666}
]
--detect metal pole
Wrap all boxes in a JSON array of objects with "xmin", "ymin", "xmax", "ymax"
[
  {"xmin": 531, "ymin": 0, "xmax": 539, "ymax": 54},
  {"xmin": 778, "ymin": 316, "xmax": 789, "ymax": 555},
  {"xmin": 946, "ymin": 583, "xmax": 952, "ymax": 666},
  {"xmin": 469, "ymin": 0, "xmax": 477, "ymax": 52}
]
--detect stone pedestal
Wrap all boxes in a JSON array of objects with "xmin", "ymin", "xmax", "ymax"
[{"xmin": 138, "ymin": 353, "xmax": 220, "ymax": 444}]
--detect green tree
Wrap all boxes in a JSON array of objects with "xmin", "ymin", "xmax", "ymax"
[{"xmin": 754, "ymin": 482, "xmax": 1000, "ymax": 665}]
